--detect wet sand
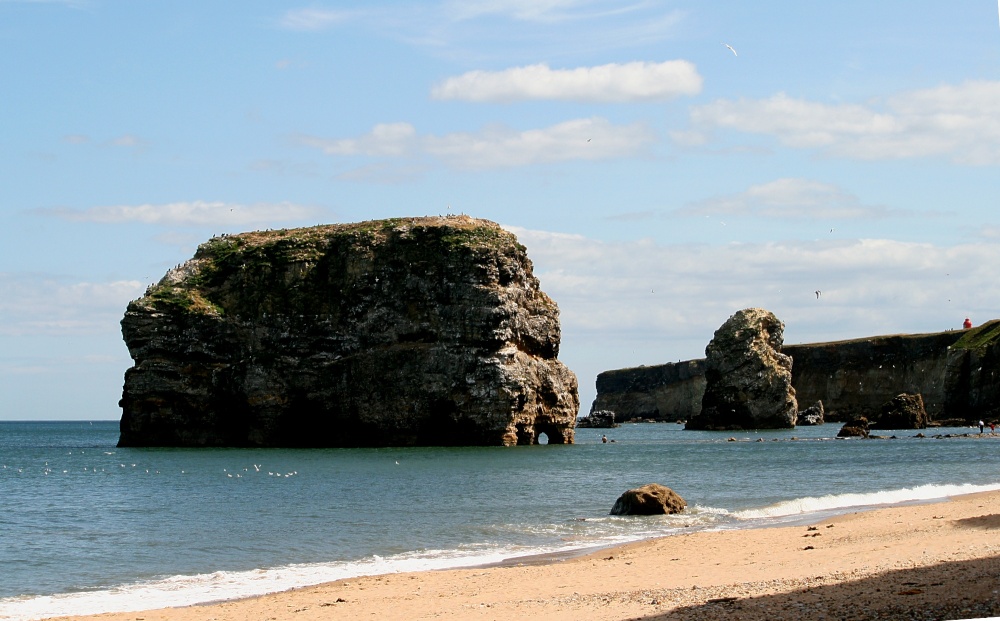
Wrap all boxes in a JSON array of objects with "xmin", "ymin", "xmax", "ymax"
[{"xmin": 48, "ymin": 491, "xmax": 1000, "ymax": 621}]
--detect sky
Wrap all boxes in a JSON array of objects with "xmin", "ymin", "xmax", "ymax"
[{"xmin": 2, "ymin": 1, "xmax": 1000, "ymax": 421}]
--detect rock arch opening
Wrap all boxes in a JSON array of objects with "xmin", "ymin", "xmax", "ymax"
[{"xmin": 514, "ymin": 421, "xmax": 571, "ymax": 445}]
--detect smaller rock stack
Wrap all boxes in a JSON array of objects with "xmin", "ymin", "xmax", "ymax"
[
  {"xmin": 576, "ymin": 410, "xmax": 618, "ymax": 428},
  {"xmin": 798, "ymin": 400, "xmax": 825, "ymax": 426},
  {"xmin": 873, "ymin": 393, "xmax": 928, "ymax": 429},
  {"xmin": 686, "ymin": 308, "xmax": 798, "ymax": 430}
]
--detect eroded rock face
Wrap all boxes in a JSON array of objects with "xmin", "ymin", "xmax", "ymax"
[
  {"xmin": 609, "ymin": 484, "xmax": 686, "ymax": 516},
  {"xmin": 838, "ymin": 416, "xmax": 870, "ymax": 438},
  {"xmin": 874, "ymin": 393, "xmax": 927, "ymax": 429},
  {"xmin": 686, "ymin": 308, "xmax": 798, "ymax": 430},
  {"xmin": 576, "ymin": 410, "xmax": 618, "ymax": 428},
  {"xmin": 798, "ymin": 400, "xmax": 825, "ymax": 426},
  {"xmin": 118, "ymin": 216, "xmax": 579, "ymax": 447}
]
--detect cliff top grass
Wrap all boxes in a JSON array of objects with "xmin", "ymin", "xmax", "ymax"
[
  {"xmin": 198, "ymin": 215, "xmax": 515, "ymax": 258},
  {"xmin": 132, "ymin": 216, "xmax": 520, "ymax": 315},
  {"xmin": 950, "ymin": 319, "xmax": 1000, "ymax": 351},
  {"xmin": 781, "ymin": 320, "xmax": 1000, "ymax": 351}
]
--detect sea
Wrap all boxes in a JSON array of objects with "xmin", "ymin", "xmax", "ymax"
[{"xmin": 3, "ymin": 420, "xmax": 1000, "ymax": 621}]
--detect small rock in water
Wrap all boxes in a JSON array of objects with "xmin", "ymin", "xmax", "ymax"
[{"xmin": 610, "ymin": 483, "xmax": 686, "ymax": 515}]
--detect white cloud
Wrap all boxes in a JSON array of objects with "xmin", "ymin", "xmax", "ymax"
[
  {"xmin": 299, "ymin": 117, "xmax": 654, "ymax": 171},
  {"xmin": 0, "ymin": 353, "xmax": 126, "ymax": 377},
  {"xmin": 668, "ymin": 128, "xmax": 708, "ymax": 147},
  {"xmin": 335, "ymin": 161, "xmax": 430, "ymax": 184},
  {"xmin": 504, "ymin": 226, "xmax": 998, "ymax": 359},
  {"xmin": 678, "ymin": 178, "xmax": 906, "ymax": 220},
  {"xmin": 425, "ymin": 118, "xmax": 653, "ymax": 168},
  {"xmin": 110, "ymin": 134, "xmax": 144, "ymax": 148},
  {"xmin": 40, "ymin": 201, "xmax": 324, "ymax": 227},
  {"xmin": 298, "ymin": 123, "xmax": 419, "ymax": 157},
  {"xmin": 431, "ymin": 60, "xmax": 701, "ymax": 102},
  {"xmin": 978, "ymin": 226, "xmax": 1000, "ymax": 239},
  {"xmin": 445, "ymin": 0, "xmax": 655, "ymax": 23},
  {"xmin": 0, "ymin": 274, "xmax": 145, "ymax": 336},
  {"xmin": 0, "ymin": 0, "xmax": 86, "ymax": 5},
  {"xmin": 278, "ymin": 3, "xmax": 684, "ymax": 61},
  {"xmin": 688, "ymin": 81, "xmax": 1000, "ymax": 165},
  {"xmin": 59, "ymin": 133, "xmax": 147, "ymax": 150},
  {"xmin": 279, "ymin": 8, "xmax": 352, "ymax": 31}
]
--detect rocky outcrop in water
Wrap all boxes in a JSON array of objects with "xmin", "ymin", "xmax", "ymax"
[
  {"xmin": 798, "ymin": 401, "xmax": 825, "ymax": 426},
  {"xmin": 838, "ymin": 416, "xmax": 871, "ymax": 438},
  {"xmin": 118, "ymin": 216, "xmax": 579, "ymax": 448},
  {"xmin": 609, "ymin": 484, "xmax": 686, "ymax": 515},
  {"xmin": 588, "ymin": 320, "xmax": 1000, "ymax": 426},
  {"xmin": 576, "ymin": 410, "xmax": 618, "ymax": 428},
  {"xmin": 874, "ymin": 393, "xmax": 927, "ymax": 429},
  {"xmin": 686, "ymin": 308, "xmax": 797, "ymax": 430}
]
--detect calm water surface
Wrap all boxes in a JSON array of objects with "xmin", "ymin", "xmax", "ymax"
[{"xmin": 3, "ymin": 420, "xmax": 999, "ymax": 620}]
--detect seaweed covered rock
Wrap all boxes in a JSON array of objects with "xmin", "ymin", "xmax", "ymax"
[
  {"xmin": 686, "ymin": 308, "xmax": 798, "ymax": 430},
  {"xmin": 118, "ymin": 216, "xmax": 579, "ymax": 447},
  {"xmin": 873, "ymin": 393, "xmax": 927, "ymax": 429},
  {"xmin": 610, "ymin": 484, "xmax": 686, "ymax": 516}
]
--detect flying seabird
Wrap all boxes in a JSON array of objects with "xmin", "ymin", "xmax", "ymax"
[
  {"xmin": 815, "ymin": 290, "xmax": 821, "ymax": 299},
  {"xmin": 724, "ymin": 43, "xmax": 737, "ymax": 56}
]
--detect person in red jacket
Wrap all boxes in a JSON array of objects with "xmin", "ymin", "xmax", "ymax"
[{"xmin": 963, "ymin": 317, "xmax": 973, "ymax": 329}]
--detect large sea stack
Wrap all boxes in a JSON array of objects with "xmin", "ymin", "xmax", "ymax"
[
  {"xmin": 118, "ymin": 216, "xmax": 579, "ymax": 447},
  {"xmin": 686, "ymin": 308, "xmax": 798, "ymax": 430}
]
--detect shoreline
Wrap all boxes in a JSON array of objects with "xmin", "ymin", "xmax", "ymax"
[{"xmin": 40, "ymin": 490, "xmax": 1000, "ymax": 621}]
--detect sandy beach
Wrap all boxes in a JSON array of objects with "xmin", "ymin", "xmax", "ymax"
[{"xmin": 47, "ymin": 491, "xmax": 1000, "ymax": 621}]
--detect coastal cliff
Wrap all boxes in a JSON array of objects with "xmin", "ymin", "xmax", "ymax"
[
  {"xmin": 119, "ymin": 216, "xmax": 579, "ymax": 447},
  {"xmin": 590, "ymin": 321, "xmax": 1000, "ymax": 424}
]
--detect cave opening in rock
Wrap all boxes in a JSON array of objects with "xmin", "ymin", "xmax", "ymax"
[
  {"xmin": 515, "ymin": 423, "xmax": 536, "ymax": 445},
  {"xmin": 514, "ymin": 421, "xmax": 569, "ymax": 445}
]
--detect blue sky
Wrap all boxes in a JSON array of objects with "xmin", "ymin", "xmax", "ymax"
[{"xmin": 3, "ymin": 0, "xmax": 1000, "ymax": 420}]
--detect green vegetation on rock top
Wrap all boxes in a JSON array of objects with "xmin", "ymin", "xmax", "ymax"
[
  {"xmin": 135, "ymin": 283, "xmax": 224, "ymax": 316},
  {"xmin": 198, "ymin": 216, "xmax": 512, "ymax": 255},
  {"xmin": 131, "ymin": 215, "xmax": 517, "ymax": 317},
  {"xmin": 951, "ymin": 320, "xmax": 1000, "ymax": 351}
]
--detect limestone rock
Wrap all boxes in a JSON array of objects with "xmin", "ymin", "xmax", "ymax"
[
  {"xmin": 873, "ymin": 393, "xmax": 927, "ymax": 429},
  {"xmin": 686, "ymin": 308, "xmax": 798, "ymax": 430},
  {"xmin": 798, "ymin": 400, "xmax": 825, "ymax": 426},
  {"xmin": 118, "ymin": 216, "xmax": 579, "ymax": 447},
  {"xmin": 589, "ymin": 319, "xmax": 1000, "ymax": 425},
  {"xmin": 838, "ymin": 416, "xmax": 870, "ymax": 438},
  {"xmin": 576, "ymin": 410, "xmax": 618, "ymax": 428},
  {"xmin": 609, "ymin": 484, "xmax": 686, "ymax": 516},
  {"xmin": 589, "ymin": 360, "xmax": 706, "ymax": 423}
]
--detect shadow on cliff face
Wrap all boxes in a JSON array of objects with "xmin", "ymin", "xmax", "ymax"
[{"xmin": 637, "ymin": 555, "xmax": 1000, "ymax": 621}]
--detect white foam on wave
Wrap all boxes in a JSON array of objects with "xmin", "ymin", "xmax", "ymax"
[
  {"xmin": 2, "ymin": 536, "xmax": 655, "ymax": 621},
  {"xmin": 0, "ymin": 550, "xmax": 499, "ymax": 621},
  {"xmin": 733, "ymin": 482, "xmax": 1000, "ymax": 520},
  {"xmin": 0, "ymin": 512, "xmax": 724, "ymax": 621}
]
